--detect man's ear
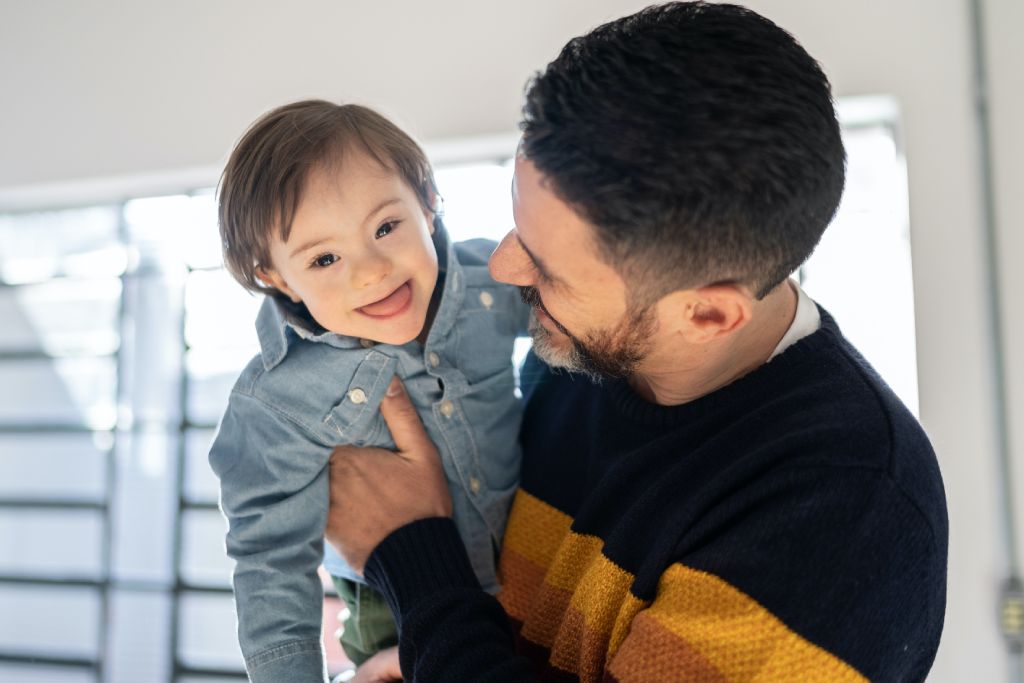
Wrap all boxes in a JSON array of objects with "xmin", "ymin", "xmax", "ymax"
[
  {"xmin": 256, "ymin": 266, "xmax": 301, "ymax": 303},
  {"xmin": 665, "ymin": 284, "xmax": 753, "ymax": 344}
]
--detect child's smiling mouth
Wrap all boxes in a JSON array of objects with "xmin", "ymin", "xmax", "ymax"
[{"xmin": 356, "ymin": 280, "xmax": 413, "ymax": 319}]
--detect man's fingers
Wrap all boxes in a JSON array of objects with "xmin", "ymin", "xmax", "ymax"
[
  {"xmin": 380, "ymin": 375, "xmax": 434, "ymax": 457},
  {"xmin": 349, "ymin": 646, "xmax": 402, "ymax": 682}
]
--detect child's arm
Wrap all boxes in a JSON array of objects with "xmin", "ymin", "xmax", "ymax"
[{"xmin": 209, "ymin": 391, "xmax": 333, "ymax": 683}]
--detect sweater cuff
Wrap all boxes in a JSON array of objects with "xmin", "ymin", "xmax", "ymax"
[{"xmin": 364, "ymin": 517, "xmax": 482, "ymax": 621}]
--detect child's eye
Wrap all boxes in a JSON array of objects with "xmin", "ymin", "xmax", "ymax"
[
  {"xmin": 311, "ymin": 253, "xmax": 338, "ymax": 268},
  {"xmin": 375, "ymin": 221, "xmax": 399, "ymax": 239}
]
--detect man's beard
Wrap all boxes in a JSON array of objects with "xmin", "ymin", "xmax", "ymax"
[{"xmin": 519, "ymin": 286, "xmax": 655, "ymax": 381}]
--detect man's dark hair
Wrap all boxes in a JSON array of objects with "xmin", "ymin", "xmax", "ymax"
[{"xmin": 521, "ymin": 1, "xmax": 846, "ymax": 300}]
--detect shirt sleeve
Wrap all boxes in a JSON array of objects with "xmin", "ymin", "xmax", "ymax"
[{"xmin": 209, "ymin": 391, "xmax": 332, "ymax": 683}]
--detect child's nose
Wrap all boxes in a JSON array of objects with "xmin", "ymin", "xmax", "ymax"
[{"xmin": 351, "ymin": 251, "xmax": 391, "ymax": 289}]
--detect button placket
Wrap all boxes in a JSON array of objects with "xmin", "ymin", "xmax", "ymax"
[{"xmin": 429, "ymin": 368, "xmax": 484, "ymax": 505}]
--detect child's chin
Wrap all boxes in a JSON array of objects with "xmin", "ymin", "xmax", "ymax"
[
  {"xmin": 375, "ymin": 331, "xmax": 418, "ymax": 345},
  {"xmin": 368, "ymin": 319, "xmax": 425, "ymax": 346}
]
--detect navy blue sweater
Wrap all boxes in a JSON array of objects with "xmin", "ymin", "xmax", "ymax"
[{"xmin": 366, "ymin": 308, "xmax": 948, "ymax": 682}]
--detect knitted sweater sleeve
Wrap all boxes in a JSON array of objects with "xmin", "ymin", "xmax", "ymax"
[{"xmin": 363, "ymin": 517, "xmax": 538, "ymax": 681}]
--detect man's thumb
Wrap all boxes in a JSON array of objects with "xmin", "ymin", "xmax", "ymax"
[{"xmin": 380, "ymin": 375, "xmax": 433, "ymax": 456}]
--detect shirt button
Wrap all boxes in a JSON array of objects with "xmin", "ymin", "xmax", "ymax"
[
  {"xmin": 469, "ymin": 477, "xmax": 481, "ymax": 495},
  {"xmin": 347, "ymin": 388, "xmax": 367, "ymax": 404},
  {"xmin": 428, "ymin": 352, "xmax": 441, "ymax": 368},
  {"xmin": 359, "ymin": 338, "xmax": 375, "ymax": 349},
  {"xmin": 479, "ymin": 291, "xmax": 494, "ymax": 309},
  {"xmin": 440, "ymin": 400, "xmax": 454, "ymax": 418}
]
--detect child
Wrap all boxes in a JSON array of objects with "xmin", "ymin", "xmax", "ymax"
[{"xmin": 209, "ymin": 100, "xmax": 526, "ymax": 682}]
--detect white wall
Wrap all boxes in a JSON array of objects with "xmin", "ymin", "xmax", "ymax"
[
  {"xmin": 986, "ymin": 0, "xmax": 1024, "ymax": 633},
  {"xmin": 1, "ymin": 1, "xmax": 1019, "ymax": 680},
  {"xmin": 0, "ymin": 0, "xmax": 655, "ymax": 189}
]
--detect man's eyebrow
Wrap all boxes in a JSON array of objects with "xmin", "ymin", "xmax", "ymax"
[{"xmin": 288, "ymin": 198, "xmax": 403, "ymax": 259}]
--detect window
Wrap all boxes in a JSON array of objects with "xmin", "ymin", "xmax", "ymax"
[{"xmin": 802, "ymin": 97, "xmax": 918, "ymax": 415}]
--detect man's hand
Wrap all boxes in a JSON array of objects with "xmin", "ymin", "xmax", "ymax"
[
  {"xmin": 326, "ymin": 376, "xmax": 452, "ymax": 574},
  {"xmin": 349, "ymin": 646, "xmax": 402, "ymax": 682}
]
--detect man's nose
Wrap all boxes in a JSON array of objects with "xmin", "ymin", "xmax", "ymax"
[{"xmin": 488, "ymin": 230, "xmax": 534, "ymax": 286}]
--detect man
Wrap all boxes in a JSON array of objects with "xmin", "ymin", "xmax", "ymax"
[{"xmin": 327, "ymin": 3, "xmax": 948, "ymax": 681}]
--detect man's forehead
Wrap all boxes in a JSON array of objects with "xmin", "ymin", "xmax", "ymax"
[
  {"xmin": 511, "ymin": 156, "xmax": 623, "ymax": 288},
  {"xmin": 511, "ymin": 157, "xmax": 568, "ymax": 267},
  {"xmin": 512, "ymin": 152, "xmax": 553, "ymax": 195}
]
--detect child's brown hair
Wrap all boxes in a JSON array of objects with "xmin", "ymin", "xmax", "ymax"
[{"xmin": 218, "ymin": 100, "xmax": 438, "ymax": 293}]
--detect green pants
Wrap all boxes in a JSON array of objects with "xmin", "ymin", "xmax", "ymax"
[{"xmin": 331, "ymin": 576, "xmax": 399, "ymax": 666}]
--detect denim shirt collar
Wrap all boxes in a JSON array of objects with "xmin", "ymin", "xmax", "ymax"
[{"xmin": 255, "ymin": 227, "xmax": 465, "ymax": 371}]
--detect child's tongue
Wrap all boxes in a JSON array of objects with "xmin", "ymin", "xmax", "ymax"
[{"xmin": 358, "ymin": 281, "xmax": 411, "ymax": 317}]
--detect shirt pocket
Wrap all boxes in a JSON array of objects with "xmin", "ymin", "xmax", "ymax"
[
  {"xmin": 455, "ymin": 286, "xmax": 521, "ymax": 382},
  {"xmin": 323, "ymin": 350, "xmax": 399, "ymax": 446}
]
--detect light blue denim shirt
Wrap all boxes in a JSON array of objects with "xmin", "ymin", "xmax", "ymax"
[{"xmin": 209, "ymin": 234, "xmax": 528, "ymax": 682}]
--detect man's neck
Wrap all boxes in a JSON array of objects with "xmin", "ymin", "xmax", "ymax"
[{"xmin": 628, "ymin": 281, "xmax": 799, "ymax": 406}]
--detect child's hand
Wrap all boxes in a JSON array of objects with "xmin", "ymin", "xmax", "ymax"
[
  {"xmin": 349, "ymin": 646, "xmax": 402, "ymax": 682},
  {"xmin": 326, "ymin": 375, "xmax": 453, "ymax": 573}
]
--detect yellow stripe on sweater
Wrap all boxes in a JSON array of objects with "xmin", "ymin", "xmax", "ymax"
[
  {"xmin": 501, "ymin": 491, "xmax": 650, "ymax": 677},
  {"xmin": 501, "ymin": 490, "xmax": 573, "ymax": 569},
  {"xmin": 501, "ymin": 490, "xmax": 866, "ymax": 681},
  {"xmin": 636, "ymin": 563, "xmax": 869, "ymax": 682}
]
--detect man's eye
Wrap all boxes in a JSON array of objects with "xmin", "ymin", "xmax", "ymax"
[
  {"xmin": 312, "ymin": 253, "xmax": 338, "ymax": 268},
  {"xmin": 375, "ymin": 221, "xmax": 398, "ymax": 239}
]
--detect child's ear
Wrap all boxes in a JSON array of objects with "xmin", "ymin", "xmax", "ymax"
[
  {"xmin": 256, "ymin": 266, "xmax": 301, "ymax": 303},
  {"xmin": 424, "ymin": 188, "xmax": 443, "ymax": 235}
]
